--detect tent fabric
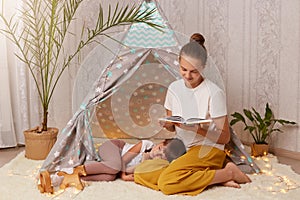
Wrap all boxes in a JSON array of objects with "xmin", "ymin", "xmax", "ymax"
[
  {"xmin": 226, "ymin": 128, "xmax": 260, "ymax": 173},
  {"xmin": 40, "ymin": 0, "xmax": 260, "ymax": 174},
  {"xmin": 123, "ymin": 3, "xmax": 177, "ymax": 47}
]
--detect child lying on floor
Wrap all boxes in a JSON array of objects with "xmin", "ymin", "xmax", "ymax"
[{"xmin": 80, "ymin": 138, "xmax": 186, "ymax": 182}]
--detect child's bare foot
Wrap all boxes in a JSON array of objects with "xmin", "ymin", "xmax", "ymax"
[
  {"xmin": 222, "ymin": 180, "xmax": 241, "ymax": 188},
  {"xmin": 225, "ymin": 162, "xmax": 251, "ymax": 184}
]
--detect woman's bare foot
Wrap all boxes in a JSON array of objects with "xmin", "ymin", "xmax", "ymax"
[
  {"xmin": 222, "ymin": 180, "xmax": 241, "ymax": 188},
  {"xmin": 225, "ymin": 162, "xmax": 251, "ymax": 184},
  {"xmin": 222, "ymin": 181, "xmax": 241, "ymax": 188}
]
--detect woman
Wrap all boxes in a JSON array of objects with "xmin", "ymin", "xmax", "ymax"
[{"xmin": 135, "ymin": 33, "xmax": 251, "ymax": 195}]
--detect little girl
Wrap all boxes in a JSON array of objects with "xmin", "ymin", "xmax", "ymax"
[{"xmin": 81, "ymin": 138, "xmax": 185, "ymax": 182}]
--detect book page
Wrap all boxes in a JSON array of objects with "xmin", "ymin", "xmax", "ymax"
[
  {"xmin": 158, "ymin": 116, "xmax": 184, "ymax": 123},
  {"xmin": 184, "ymin": 118, "xmax": 212, "ymax": 125},
  {"xmin": 159, "ymin": 116, "xmax": 212, "ymax": 125}
]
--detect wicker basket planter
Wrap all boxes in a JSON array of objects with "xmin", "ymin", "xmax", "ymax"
[
  {"xmin": 251, "ymin": 143, "xmax": 269, "ymax": 157},
  {"xmin": 23, "ymin": 127, "xmax": 58, "ymax": 160}
]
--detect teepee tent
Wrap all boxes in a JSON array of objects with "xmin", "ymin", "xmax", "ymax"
[{"xmin": 40, "ymin": 0, "xmax": 260, "ymax": 174}]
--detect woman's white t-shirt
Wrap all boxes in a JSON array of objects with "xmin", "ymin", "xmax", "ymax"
[{"xmin": 164, "ymin": 79, "xmax": 227, "ymax": 150}]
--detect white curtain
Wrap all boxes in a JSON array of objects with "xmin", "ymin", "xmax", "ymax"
[
  {"xmin": 0, "ymin": 0, "xmax": 41, "ymax": 148},
  {"xmin": 0, "ymin": 25, "xmax": 16, "ymax": 148},
  {"xmin": 0, "ymin": 0, "xmax": 16, "ymax": 147}
]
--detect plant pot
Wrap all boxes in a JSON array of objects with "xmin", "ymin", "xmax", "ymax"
[
  {"xmin": 251, "ymin": 143, "xmax": 269, "ymax": 157},
  {"xmin": 24, "ymin": 127, "xmax": 58, "ymax": 160}
]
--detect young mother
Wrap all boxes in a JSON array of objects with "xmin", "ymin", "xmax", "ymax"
[{"xmin": 135, "ymin": 33, "xmax": 251, "ymax": 195}]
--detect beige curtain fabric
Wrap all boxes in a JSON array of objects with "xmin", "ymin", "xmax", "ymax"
[
  {"xmin": 0, "ymin": 23, "xmax": 17, "ymax": 148},
  {"xmin": 0, "ymin": 0, "xmax": 40, "ymax": 147}
]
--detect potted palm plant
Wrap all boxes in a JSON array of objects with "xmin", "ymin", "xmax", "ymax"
[
  {"xmin": 0, "ymin": 0, "xmax": 160, "ymax": 160},
  {"xmin": 230, "ymin": 103, "xmax": 296, "ymax": 157}
]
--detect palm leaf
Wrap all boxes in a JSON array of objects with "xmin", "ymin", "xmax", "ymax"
[{"xmin": 1, "ymin": 0, "xmax": 162, "ymax": 131}]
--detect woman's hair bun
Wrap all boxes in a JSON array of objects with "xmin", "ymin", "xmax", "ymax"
[{"xmin": 190, "ymin": 33, "xmax": 206, "ymax": 49}]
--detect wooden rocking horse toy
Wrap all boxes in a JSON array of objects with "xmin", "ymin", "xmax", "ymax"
[
  {"xmin": 38, "ymin": 170, "xmax": 54, "ymax": 194},
  {"xmin": 57, "ymin": 165, "xmax": 87, "ymax": 190}
]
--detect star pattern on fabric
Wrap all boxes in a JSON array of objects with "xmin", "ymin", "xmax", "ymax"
[
  {"xmin": 130, "ymin": 48, "xmax": 136, "ymax": 54},
  {"xmin": 68, "ymin": 158, "xmax": 74, "ymax": 165},
  {"xmin": 107, "ymin": 71, "xmax": 113, "ymax": 77},
  {"xmin": 67, "ymin": 120, "xmax": 73, "ymax": 126},
  {"xmin": 55, "ymin": 166, "xmax": 61, "ymax": 171},
  {"xmin": 95, "ymin": 87, "xmax": 101, "ymax": 93},
  {"xmin": 116, "ymin": 63, "xmax": 122, "ymax": 69},
  {"xmin": 86, "ymin": 155, "xmax": 92, "ymax": 160},
  {"xmin": 54, "ymin": 151, "xmax": 60, "ymax": 158}
]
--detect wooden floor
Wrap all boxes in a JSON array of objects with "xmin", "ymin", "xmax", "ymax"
[
  {"xmin": 0, "ymin": 146, "xmax": 300, "ymax": 175},
  {"xmin": 276, "ymin": 155, "xmax": 300, "ymax": 175},
  {"xmin": 0, "ymin": 146, "xmax": 25, "ymax": 168}
]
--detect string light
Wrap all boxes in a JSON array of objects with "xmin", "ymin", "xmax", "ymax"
[{"xmin": 252, "ymin": 154, "xmax": 300, "ymax": 194}]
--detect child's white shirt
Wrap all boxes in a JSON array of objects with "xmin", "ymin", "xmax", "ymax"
[{"xmin": 121, "ymin": 140, "xmax": 154, "ymax": 167}]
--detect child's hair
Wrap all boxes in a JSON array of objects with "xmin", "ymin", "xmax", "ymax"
[{"xmin": 163, "ymin": 138, "xmax": 186, "ymax": 162}]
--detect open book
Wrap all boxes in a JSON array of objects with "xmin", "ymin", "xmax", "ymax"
[{"xmin": 158, "ymin": 116, "xmax": 212, "ymax": 125}]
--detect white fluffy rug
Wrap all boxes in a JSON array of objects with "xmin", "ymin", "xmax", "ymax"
[{"xmin": 1, "ymin": 151, "xmax": 300, "ymax": 200}]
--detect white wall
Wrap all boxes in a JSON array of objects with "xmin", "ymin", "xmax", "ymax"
[{"xmin": 48, "ymin": 0, "xmax": 300, "ymax": 152}]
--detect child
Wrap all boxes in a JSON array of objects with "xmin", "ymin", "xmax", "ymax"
[{"xmin": 81, "ymin": 138, "xmax": 186, "ymax": 182}]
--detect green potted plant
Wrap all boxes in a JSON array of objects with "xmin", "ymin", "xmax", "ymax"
[
  {"xmin": 230, "ymin": 103, "xmax": 296, "ymax": 157},
  {"xmin": 0, "ymin": 0, "xmax": 160, "ymax": 160}
]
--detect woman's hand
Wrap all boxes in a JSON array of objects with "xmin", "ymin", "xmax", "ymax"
[
  {"xmin": 159, "ymin": 120, "xmax": 175, "ymax": 132},
  {"xmin": 176, "ymin": 116, "xmax": 230, "ymax": 144},
  {"xmin": 176, "ymin": 121, "xmax": 212, "ymax": 131},
  {"xmin": 176, "ymin": 123, "xmax": 199, "ymax": 132},
  {"xmin": 160, "ymin": 109, "xmax": 176, "ymax": 132}
]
